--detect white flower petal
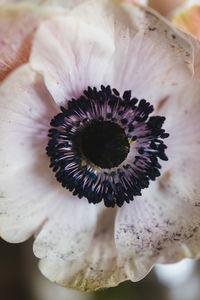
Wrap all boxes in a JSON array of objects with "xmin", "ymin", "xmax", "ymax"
[
  {"xmin": 30, "ymin": 14, "xmax": 114, "ymax": 106},
  {"xmin": 33, "ymin": 199, "xmax": 98, "ymax": 260},
  {"xmin": 114, "ymin": 77, "xmax": 200, "ymax": 274},
  {"xmin": 0, "ymin": 64, "xmax": 57, "ymax": 241},
  {"xmin": 38, "ymin": 208, "xmax": 144, "ymax": 291},
  {"xmin": 30, "ymin": 0, "xmax": 194, "ymax": 107},
  {"xmin": 115, "ymin": 187, "xmax": 200, "ymax": 270},
  {"xmin": 155, "ymin": 79, "xmax": 200, "ymax": 206},
  {"xmin": 0, "ymin": 65, "xmax": 97, "ymax": 256},
  {"xmin": 39, "ymin": 178, "xmax": 200, "ymax": 290},
  {"xmin": 181, "ymin": 32, "xmax": 200, "ymax": 79}
]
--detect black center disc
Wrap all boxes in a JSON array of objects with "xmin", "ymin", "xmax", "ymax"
[{"xmin": 78, "ymin": 120, "xmax": 130, "ymax": 169}]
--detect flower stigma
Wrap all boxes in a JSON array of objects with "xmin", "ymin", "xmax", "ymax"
[{"xmin": 47, "ymin": 85, "xmax": 169, "ymax": 207}]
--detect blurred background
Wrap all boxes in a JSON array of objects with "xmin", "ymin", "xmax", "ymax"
[{"xmin": 1, "ymin": 238, "xmax": 200, "ymax": 300}]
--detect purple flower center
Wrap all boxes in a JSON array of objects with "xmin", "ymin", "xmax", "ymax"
[{"xmin": 47, "ymin": 85, "xmax": 169, "ymax": 207}]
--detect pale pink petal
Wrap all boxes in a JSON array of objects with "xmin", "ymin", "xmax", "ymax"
[
  {"xmin": 155, "ymin": 79, "xmax": 200, "ymax": 205},
  {"xmin": 0, "ymin": 2, "xmax": 66, "ymax": 82},
  {"xmin": 0, "ymin": 65, "xmax": 97, "ymax": 257},
  {"xmin": 0, "ymin": 64, "xmax": 57, "ymax": 241},
  {"xmin": 30, "ymin": 0, "xmax": 194, "ymax": 108}
]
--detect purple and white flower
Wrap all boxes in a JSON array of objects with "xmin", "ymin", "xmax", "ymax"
[{"xmin": 0, "ymin": 0, "xmax": 200, "ymax": 291}]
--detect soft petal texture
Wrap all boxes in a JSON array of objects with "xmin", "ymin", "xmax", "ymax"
[
  {"xmin": 180, "ymin": 32, "xmax": 200, "ymax": 78},
  {"xmin": 115, "ymin": 189, "xmax": 200, "ymax": 266},
  {"xmin": 115, "ymin": 78, "xmax": 200, "ymax": 269},
  {"xmin": 30, "ymin": 0, "xmax": 194, "ymax": 109},
  {"xmin": 0, "ymin": 0, "xmax": 82, "ymax": 7},
  {"xmin": 0, "ymin": 2, "xmax": 67, "ymax": 82},
  {"xmin": 39, "ymin": 208, "xmax": 146, "ymax": 291},
  {"xmin": 0, "ymin": 65, "xmax": 97, "ymax": 259},
  {"xmin": 155, "ymin": 79, "xmax": 200, "ymax": 205},
  {"xmin": 38, "ymin": 69, "xmax": 200, "ymax": 288},
  {"xmin": 173, "ymin": 4, "xmax": 200, "ymax": 38},
  {"xmin": 128, "ymin": 0, "xmax": 148, "ymax": 5},
  {"xmin": 1, "ymin": 0, "xmax": 200, "ymax": 292}
]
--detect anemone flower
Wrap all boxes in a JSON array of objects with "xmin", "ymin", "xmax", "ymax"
[{"xmin": 0, "ymin": 0, "xmax": 200, "ymax": 292}]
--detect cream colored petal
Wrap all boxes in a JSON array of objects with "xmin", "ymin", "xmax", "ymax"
[
  {"xmin": 33, "ymin": 199, "xmax": 98, "ymax": 260},
  {"xmin": 30, "ymin": 0, "xmax": 194, "ymax": 108},
  {"xmin": 0, "ymin": 65, "xmax": 97, "ymax": 256},
  {"xmin": 38, "ymin": 208, "xmax": 145, "ymax": 291}
]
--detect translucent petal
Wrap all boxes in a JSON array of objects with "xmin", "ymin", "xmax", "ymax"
[
  {"xmin": 0, "ymin": 65, "xmax": 97, "ymax": 255},
  {"xmin": 155, "ymin": 79, "xmax": 200, "ymax": 205},
  {"xmin": 38, "ymin": 208, "xmax": 145, "ymax": 291},
  {"xmin": 30, "ymin": 0, "xmax": 194, "ymax": 107},
  {"xmin": 0, "ymin": 2, "xmax": 64, "ymax": 82},
  {"xmin": 115, "ymin": 188, "xmax": 200, "ymax": 271}
]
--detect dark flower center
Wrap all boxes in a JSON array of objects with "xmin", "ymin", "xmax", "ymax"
[
  {"xmin": 47, "ymin": 85, "xmax": 169, "ymax": 207},
  {"xmin": 77, "ymin": 120, "xmax": 130, "ymax": 169}
]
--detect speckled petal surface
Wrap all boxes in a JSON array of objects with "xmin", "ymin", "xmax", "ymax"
[
  {"xmin": 115, "ymin": 77, "xmax": 200, "ymax": 268},
  {"xmin": 115, "ymin": 188, "xmax": 200, "ymax": 266},
  {"xmin": 30, "ymin": 0, "xmax": 194, "ymax": 108},
  {"xmin": 38, "ymin": 208, "xmax": 145, "ymax": 291},
  {"xmin": 1, "ymin": 0, "xmax": 200, "ymax": 292}
]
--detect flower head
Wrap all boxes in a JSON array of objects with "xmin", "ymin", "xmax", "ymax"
[{"xmin": 0, "ymin": 0, "xmax": 200, "ymax": 291}]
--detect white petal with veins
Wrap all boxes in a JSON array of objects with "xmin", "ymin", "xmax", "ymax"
[
  {"xmin": 115, "ymin": 187, "xmax": 200, "ymax": 266},
  {"xmin": 0, "ymin": 65, "xmax": 97, "ymax": 259},
  {"xmin": 115, "ymin": 77, "xmax": 200, "ymax": 270},
  {"xmin": 0, "ymin": 0, "xmax": 200, "ymax": 292},
  {"xmin": 30, "ymin": 0, "xmax": 194, "ymax": 108},
  {"xmin": 157, "ymin": 79, "xmax": 200, "ymax": 205}
]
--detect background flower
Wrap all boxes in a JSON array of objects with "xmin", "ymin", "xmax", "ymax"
[
  {"xmin": 172, "ymin": 1, "xmax": 200, "ymax": 39},
  {"xmin": 0, "ymin": 0, "xmax": 200, "ymax": 292},
  {"xmin": 148, "ymin": 0, "xmax": 186, "ymax": 17}
]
